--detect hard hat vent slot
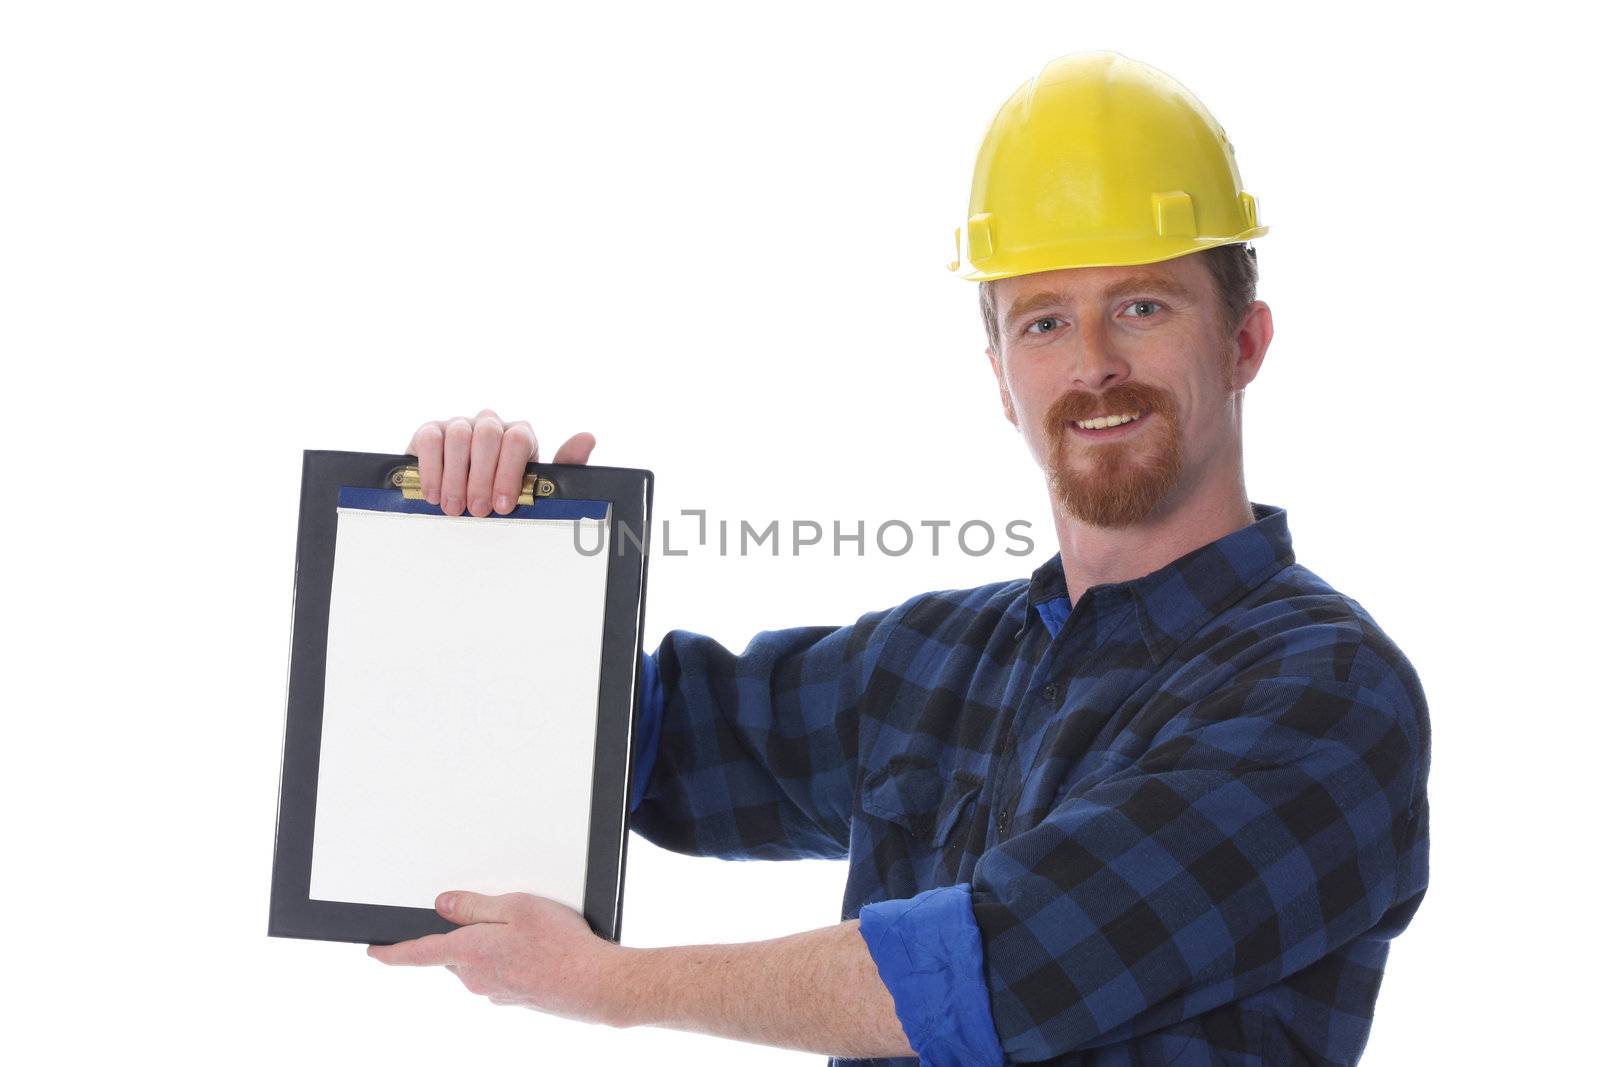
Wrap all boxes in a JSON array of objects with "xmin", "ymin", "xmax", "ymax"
[
  {"xmin": 1152, "ymin": 192, "xmax": 1196, "ymax": 238},
  {"xmin": 968, "ymin": 214, "xmax": 995, "ymax": 261},
  {"xmin": 1238, "ymin": 191, "xmax": 1259, "ymax": 229}
]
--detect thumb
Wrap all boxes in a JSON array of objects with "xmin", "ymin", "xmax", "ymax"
[
  {"xmin": 437, "ymin": 890, "xmax": 508, "ymax": 925},
  {"xmin": 552, "ymin": 432, "xmax": 596, "ymax": 465}
]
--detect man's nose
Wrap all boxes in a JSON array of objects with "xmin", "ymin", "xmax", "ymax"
[{"xmin": 1067, "ymin": 316, "xmax": 1131, "ymax": 391}]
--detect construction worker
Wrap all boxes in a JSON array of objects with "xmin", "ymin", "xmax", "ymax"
[{"xmin": 370, "ymin": 52, "xmax": 1430, "ymax": 1066}]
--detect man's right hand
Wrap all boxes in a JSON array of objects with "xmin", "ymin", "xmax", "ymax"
[{"xmin": 406, "ymin": 409, "xmax": 597, "ymax": 517}]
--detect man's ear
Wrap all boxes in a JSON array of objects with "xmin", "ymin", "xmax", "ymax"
[
  {"xmin": 986, "ymin": 345, "xmax": 1018, "ymax": 427},
  {"xmin": 1227, "ymin": 301, "xmax": 1274, "ymax": 392}
]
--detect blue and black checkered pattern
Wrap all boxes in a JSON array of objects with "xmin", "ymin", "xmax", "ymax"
[{"xmin": 631, "ymin": 503, "xmax": 1430, "ymax": 1065}]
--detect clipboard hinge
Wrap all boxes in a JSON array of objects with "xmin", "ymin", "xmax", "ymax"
[{"xmin": 395, "ymin": 466, "xmax": 556, "ymax": 505}]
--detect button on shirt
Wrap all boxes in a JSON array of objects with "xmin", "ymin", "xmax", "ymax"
[{"xmin": 628, "ymin": 503, "xmax": 1431, "ymax": 1065}]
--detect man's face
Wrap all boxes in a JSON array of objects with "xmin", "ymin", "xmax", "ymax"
[{"xmin": 986, "ymin": 253, "xmax": 1265, "ymax": 528}]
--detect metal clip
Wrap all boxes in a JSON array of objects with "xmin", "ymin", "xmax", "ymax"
[{"xmin": 397, "ymin": 466, "xmax": 555, "ymax": 505}]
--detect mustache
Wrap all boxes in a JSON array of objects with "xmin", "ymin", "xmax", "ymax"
[{"xmin": 1043, "ymin": 381, "xmax": 1176, "ymax": 438}]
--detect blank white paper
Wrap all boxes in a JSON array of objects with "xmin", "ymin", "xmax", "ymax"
[{"xmin": 309, "ymin": 505, "xmax": 612, "ymax": 912}]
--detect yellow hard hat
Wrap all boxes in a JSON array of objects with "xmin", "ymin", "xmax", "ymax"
[{"xmin": 951, "ymin": 51, "xmax": 1267, "ymax": 281}]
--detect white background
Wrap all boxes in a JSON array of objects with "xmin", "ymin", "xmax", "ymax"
[{"xmin": 3, "ymin": 2, "xmax": 1592, "ymax": 1063}]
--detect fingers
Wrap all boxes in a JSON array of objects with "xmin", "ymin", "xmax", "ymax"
[
  {"xmin": 366, "ymin": 931, "xmax": 460, "ymax": 967},
  {"xmin": 437, "ymin": 890, "xmax": 513, "ymax": 925},
  {"xmin": 552, "ymin": 432, "xmax": 596, "ymax": 466},
  {"xmin": 440, "ymin": 416, "xmax": 474, "ymax": 516},
  {"xmin": 492, "ymin": 421, "xmax": 538, "ymax": 515},
  {"xmin": 466, "ymin": 410, "xmax": 504, "ymax": 517},
  {"xmin": 406, "ymin": 411, "xmax": 591, "ymax": 516},
  {"xmin": 407, "ymin": 421, "xmax": 446, "ymax": 506}
]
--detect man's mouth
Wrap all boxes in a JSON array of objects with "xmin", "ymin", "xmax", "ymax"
[{"xmin": 1068, "ymin": 410, "xmax": 1146, "ymax": 437}]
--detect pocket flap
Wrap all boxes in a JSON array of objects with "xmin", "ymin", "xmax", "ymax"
[{"xmin": 860, "ymin": 757, "xmax": 983, "ymax": 847}]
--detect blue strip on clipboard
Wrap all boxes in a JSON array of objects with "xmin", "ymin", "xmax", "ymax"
[{"xmin": 337, "ymin": 486, "xmax": 610, "ymax": 521}]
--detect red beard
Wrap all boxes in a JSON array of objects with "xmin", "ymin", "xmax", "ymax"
[{"xmin": 1042, "ymin": 379, "xmax": 1182, "ymax": 528}]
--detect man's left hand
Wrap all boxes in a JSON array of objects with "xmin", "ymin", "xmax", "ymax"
[{"xmin": 368, "ymin": 891, "xmax": 632, "ymax": 1026}]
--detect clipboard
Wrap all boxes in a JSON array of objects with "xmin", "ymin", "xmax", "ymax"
[{"xmin": 268, "ymin": 450, "xmax": 652, "ymax": 946}]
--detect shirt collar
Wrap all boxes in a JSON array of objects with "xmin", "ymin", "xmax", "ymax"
[{"xmin": 1022, "ymin": 502, "xmax": 1296, "ymax": 660}]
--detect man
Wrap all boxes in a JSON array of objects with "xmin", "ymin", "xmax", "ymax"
[{"xmin": 370, "ymin": 52, "xmax": 1430, "ymax": 1065}]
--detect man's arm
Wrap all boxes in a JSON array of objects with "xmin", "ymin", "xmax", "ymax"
[
  {"xmin": 368, "ymin": 891, "xmax": 914, "ymax": 1059},
  {"xmin": 630, "ymin": 613, "xmax": 897, "ymax": 862},
  {"xmin": 618, "ymin": 919, "xmax": 914, "ymax": 1059}
]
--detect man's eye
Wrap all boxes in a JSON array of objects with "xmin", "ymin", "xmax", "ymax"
[
  {"xmin": 1025, "ymin": 317, "xmax": 1064, "ymax": 335},
  {"xmin": 1122, "ymin": 300, "xmax": 1162, "ymax": 319}
]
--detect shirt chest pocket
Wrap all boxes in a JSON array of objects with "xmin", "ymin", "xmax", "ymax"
[{"xmin": 859, "ymin": 757, "xmax": 985, "ymax": 882}]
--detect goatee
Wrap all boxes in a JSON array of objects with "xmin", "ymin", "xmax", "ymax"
[{"xmin": 1043, "ymin": 380, "xmax": 1182, "ymax": 528}]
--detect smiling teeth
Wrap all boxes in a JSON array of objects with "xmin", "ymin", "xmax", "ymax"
[{"xmin": 1074, "ymin": 412, "xmax": 1141, "ymax": 430}]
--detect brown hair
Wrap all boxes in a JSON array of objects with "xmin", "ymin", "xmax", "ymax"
[{"xmin": 977, "ymin": 243, "xmax": 1259, "ymax": 354}]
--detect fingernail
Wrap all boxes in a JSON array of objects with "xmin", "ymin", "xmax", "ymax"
[
  {"xmin": 440, "ymin": 894, "xmax": 455, "ymax": 914},
  {"xmin": 493, "ymin": 494, "xmax": 512, "ymax": 513},
  {"xmin": 470, "ymin": 497, "xmax": 488, "ymax": 515},
  {"xmin": 444, "ymin": 496, "xmax": 463, "ymax": 514}
]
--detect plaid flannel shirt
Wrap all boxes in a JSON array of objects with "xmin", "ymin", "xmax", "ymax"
[{"xmin": 629, "ymin": 502, "xmax": 1431, "ymax": 1066}]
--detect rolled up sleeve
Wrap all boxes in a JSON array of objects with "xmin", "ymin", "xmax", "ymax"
[{"xmin": 858, "ymin": 882, "xmax": 1005, "ymax": 1067}]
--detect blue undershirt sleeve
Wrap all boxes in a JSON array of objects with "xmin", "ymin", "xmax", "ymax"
[{"xmin": 857, "ymin": 883, "xmax": 1005, "ymax": 1067}]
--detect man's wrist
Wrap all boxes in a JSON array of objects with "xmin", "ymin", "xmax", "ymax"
[{"xmin": 598, "ymin": 945, "xmax": 657, "ymax": 1030}]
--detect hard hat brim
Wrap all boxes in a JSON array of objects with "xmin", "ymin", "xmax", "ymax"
[{"xmin": 959, "ymin": 228, "xmax": 1268, "ymax": 282}]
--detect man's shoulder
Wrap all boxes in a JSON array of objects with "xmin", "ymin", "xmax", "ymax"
[
  {"xmin": 1165, "ymin": 563, "xmax": 1431, "ymax": 836},
  {"xmin": 1222, "ymin": 560, "xmax": 1427, "ymax": 709},
  {"xmin": 885, "ymin": 574, "xmax": 1033, "ymax": 638},
  {"xmin": 839, "ymin": 573, "xmax": 1032, "ymax": 663}
]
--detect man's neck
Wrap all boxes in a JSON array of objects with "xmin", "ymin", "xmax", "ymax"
[{"xmin": 1051, "ymin": 465, "xmax": 1255, "ymax": 607}]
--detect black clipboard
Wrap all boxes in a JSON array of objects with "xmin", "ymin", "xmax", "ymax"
[{"xmin": 268, "ymin": 450, "xmax": 652, "ymax": 946}]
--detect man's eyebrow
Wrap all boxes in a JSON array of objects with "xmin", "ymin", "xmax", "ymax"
[
  {"xmin": 1101, "ymin": 271, "xmax": 1200, "ymax": 303},
  {"xmin": 1002, "ymin": 272, "xmax": 1201, "ymax": 332},
  {"xmin": 1002, "ymin": 291, "xmax": 1067, "ymax": 333}
]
